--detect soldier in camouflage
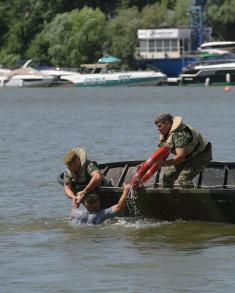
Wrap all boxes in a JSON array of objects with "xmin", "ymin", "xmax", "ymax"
[
  {"xmin": 155, "ymin": 112, "xmax": 212, "ymax": 188},
  {"xmin": 63, "ymin": 147, "xmax": 104, "ymax": 207}
]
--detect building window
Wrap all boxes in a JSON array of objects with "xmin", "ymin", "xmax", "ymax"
[
  {"xmin": 139, "ymin": 39, "xmax": 148, "ymax": 51},
  {"xmin": 180, "ymin": 39, "xmax": 183, "ymax": 55},
  {"xmin": 149, "ymin": 40, "xmax": 155, "ymax": 52},
  {"xmin": 171, "ymin": 39, "xmax": 178, "ymax": 51},
  {"xmin": 156, "ymin": 40, "xmax": 163, "ymax": 52},
  {"xmin": 164, "ymin": 39, "xmax": 170, "ymax": 52}
]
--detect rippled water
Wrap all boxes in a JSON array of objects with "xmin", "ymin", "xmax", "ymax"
[{"xmin": 1, "ymin": 86, "xmax": 235, "ymax": 292}]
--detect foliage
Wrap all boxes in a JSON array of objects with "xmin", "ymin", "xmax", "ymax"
[
  {"xmin": 141, "ymin": 0, "xmax": 169, "ymax": 28},
  {"xmin": 0, "ymin": 0, "xmax": 235, "ymax": 67},
  {"xmin": 27, "ymin": 7, "xmax": 106, "ymax": 66},
  {"xmin": 171, "ymin": 0, "xmax": 191, "ymax": 27},
  {"xmin": 0, "ymin": 50, "xmax": 20, "ymax": 68},
  {"xmin": 206, "ymin": 0, "xmax": 235, "ymax": 40},
  {"xmin": 104, "ymin": 7, "xmax": 142, "ymax": 68}
]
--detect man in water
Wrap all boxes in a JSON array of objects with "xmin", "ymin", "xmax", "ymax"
[
  {"xmin": 155, "ymin": 112, "xmax": 212, "ymax": 188},
  {"xmin": 70, "ymin": 184, "xmax": 131, "ymax": 225},
  {"xmin": 63, "ymin": 147, "xmax": 108, "ymax": 207}
]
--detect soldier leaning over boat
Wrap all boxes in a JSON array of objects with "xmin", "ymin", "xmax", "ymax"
[
  {"xmin": 63, "ymin": 147, "xmax": 110, "ymax": 207},
  {"xmin": 155, "ymin": 112, "xmax": 212, "ymax": 188}
]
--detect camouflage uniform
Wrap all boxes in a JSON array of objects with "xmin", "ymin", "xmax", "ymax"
[
  {"xmin": 64, "ymin": 160, "xmax": 99, "ymax": 187},
  {"xmin": 160, "ymin": 125, "xmax": 212, "ymax": 188},
  {"xmin": 63, "ymin": 147, "xmax": 111, "ymax": 192},
  {"xmin": 63, "ymin": 147, "xmax": 104, "ymax": 194}
]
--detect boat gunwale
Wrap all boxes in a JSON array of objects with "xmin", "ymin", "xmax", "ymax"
[
  {"xmin": 98, "ymin": 160, "xmax": 235, "ymax": 168},
  {"xmin": 58, "ymin": 160, "xmax": 235, "ymax": 191}
]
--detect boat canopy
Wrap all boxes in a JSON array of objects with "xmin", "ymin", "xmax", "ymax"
[
  {"xmin": 7, "ymin": 67, "xmax": 45, "ymax": 77},
  {"xmin": 98, "ymin": 55, "xmax": 121, "ymax": 64},
  {"xmin": 79, "ymin": 63, "xmax": 119, "ymax": 74}
]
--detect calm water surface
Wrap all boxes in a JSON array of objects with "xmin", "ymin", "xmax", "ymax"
[{"xmin": 1, "ymin": 86, "xmax": 235, "ymax": 292}]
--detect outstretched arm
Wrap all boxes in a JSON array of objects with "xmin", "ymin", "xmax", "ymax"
[{"xmin": 111, "ymin": 184, "xmax": 131, "ymax": 214}]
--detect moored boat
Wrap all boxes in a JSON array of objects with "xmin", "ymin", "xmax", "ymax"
[
  {"xmin": 0, "ymin": 67, "xmax": 55, "ymax": 87},
  {"xmin": 179, "ymin": 52, "xmax": 235, "ymax": 86},
  {"xmin": 58, "ymin": 160, "xmax": 235, "ymax": 224},
  {"xmin": 199, "ymin": 41, "xmax": 235, "ymax": 53},
  {"xmin": 22, "ymin": 59, "xmax": 75, "ymax": 87},
  {"xmin": 60, "ymin": 63, "xmax": 166, "ymax": 87}
]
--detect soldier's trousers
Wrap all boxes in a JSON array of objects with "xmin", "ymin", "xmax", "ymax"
[{"xmin": 163, "ymin": 143, "xmax": 212, "ymax": 188}]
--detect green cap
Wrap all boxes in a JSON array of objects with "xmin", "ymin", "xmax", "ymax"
[
  {"xmin": 64, "ymin": 149, "xmax": 78, "ymax": 165},
  {"xmin": 154, "ymin": 112, "xmax": 173, "ymax": 124}
]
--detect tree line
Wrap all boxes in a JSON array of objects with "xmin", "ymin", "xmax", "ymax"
[{"xmin": 0, "ymin": 0, "xmax": 234, "ymax": 68}]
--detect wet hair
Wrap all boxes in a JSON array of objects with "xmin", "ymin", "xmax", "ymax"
[{"xmin": 84, "ymin": 193, "xmax": 100, "ymax": 205}]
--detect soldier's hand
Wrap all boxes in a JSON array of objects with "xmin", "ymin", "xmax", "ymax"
[
  {"xmin": 75, "ymin": 190, "xmax": 86, "ymax": 205},
  {"xmin": 76, "ymin": 190, "xmax": 86, "ymax": 198},
  {"xmin": 72, "ymin": 196, "xmax": 79, "ymax": 208}
]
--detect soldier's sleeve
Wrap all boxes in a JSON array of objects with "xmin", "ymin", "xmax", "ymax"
[
  {"xmin": 172, "ymin": 129, "xmax": 193, "ymax": 148},
  {"xmin": 63, "ymin": 169, "xmax": 72, "ymax": 185},
  {"xmin": 87, "ymin": 161, "xmax": 99, "ymax": 175}
]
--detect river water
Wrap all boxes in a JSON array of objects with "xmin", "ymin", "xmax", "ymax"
[{"xmin": 1, "ymin": 86, "xmax": 235, "ymax": 292}]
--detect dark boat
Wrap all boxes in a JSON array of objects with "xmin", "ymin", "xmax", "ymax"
[
  {"xmin": 179, "ymin": 52, "xmax": 235, "ymax": 86},
  {"xmin": 58, "ymin": 160, "xmax": 235, "ymax": 224}
]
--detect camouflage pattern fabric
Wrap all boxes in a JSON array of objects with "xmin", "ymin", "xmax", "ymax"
[
  {"xmin": 172, "ymin": 127, "xmax": 193, "ymax": 149},
  {"xmin": 64, "ymin": 160, "xmax": 98, "ymax": 185},
  {"xmin": 163, "ymin": 143, "xmax": 212, "ymax": 188},
  {"xmin": 86, "ymin": 161, "xmax": 99, "ymax": 175}
]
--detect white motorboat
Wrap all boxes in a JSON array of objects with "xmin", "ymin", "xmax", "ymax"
[
  {"xmin": 60, "ymin": 63, "xmax": 166, "ymax": 87},
  {"xmin": 22, "ymin": 60, "xmax": 76, "ymax": 86},
  {"xmin": 199, "ymin": 41, "xmax": 235, "ymax": 54},
  {"xmin": 0, "ymin": 67, "xmax": 55, "ymax": 87}
]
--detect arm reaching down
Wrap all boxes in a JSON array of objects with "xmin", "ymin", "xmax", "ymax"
[
  {"xmin": 76, "ymin": 170, "xmax": 102, "ymax": 199},
  {"xmin": 64, "ymin": 183, "xmax": 78, "ymax": 207}
]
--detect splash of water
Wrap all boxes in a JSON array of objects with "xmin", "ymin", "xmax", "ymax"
[
  {"xmin": 112, "ymin": 217, "xmax": 171, "ymax": 229},
  {"xmin": 127, "ymin": 188, "xmax": 141, "ymax": 217}
]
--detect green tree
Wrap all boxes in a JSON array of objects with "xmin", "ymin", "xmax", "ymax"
[
  {"xmin": 2, "ymin": 0, "xmax": 235, "ymax": 67},
  {"xmin": 26, "ymin": 34, "xmax": 51, "ymax": 64},
  {"xmin": 141, "ymin": 0, "xmax": 169, "ymax": 28},
  {"xmin": 27, "ymin": 7, "xmax": 106, "ymax": 66},
  {"xmin": 206, "ymin": 0, "xmax": 235, "ymax": 40},
  {"xmin": 171, "ymin": 0, "xmax": 191, "ymax": 27},
  {"xmin": 104, "ymin": 7, "xmax": 142, "ymax": 68},
  {"xmin": 0, "ymin": 4, "xmax": 9, "ymax": 45},
  {"xmin": 1, "ymin": 0, "xmax": 61, "ymax": 60}
]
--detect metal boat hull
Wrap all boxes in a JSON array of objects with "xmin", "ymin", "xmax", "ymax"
[
  {"xmin": 58, "ymin": 160, "xmax": 235, "ymax": 223},
  {"xmin": 98, "ymin": 186, "xmax": 235, "ymax": 223}
]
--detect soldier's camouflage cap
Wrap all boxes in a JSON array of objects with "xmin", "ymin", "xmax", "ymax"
[
  {"xmin": 64, "ymin": 149, "xmax": 78, "ymax": 165},
  {"xmin": 154, "ymin": 112, "xmax": 173, "ymax": 124}
]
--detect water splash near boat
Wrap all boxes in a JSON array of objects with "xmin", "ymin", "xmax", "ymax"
[
  {"xmin": 111, "ymin": 217, "xmax": 171, "ymax": 229},
  {"xmin": 127, "ymin": 188, "xmax": 141, "ymax": 217}
]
